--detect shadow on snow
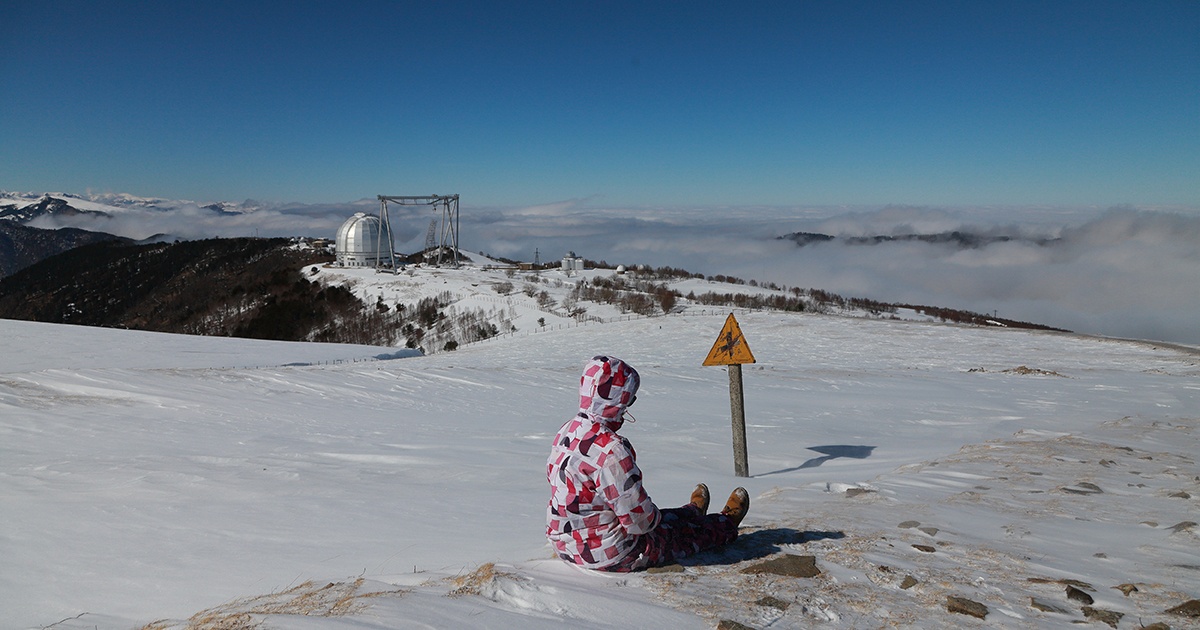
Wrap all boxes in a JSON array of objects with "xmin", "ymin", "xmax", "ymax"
[
  {"xmin": 757, "ymin": 444, "xmax": 876, "ymax": 476},
  {"xmin": 678, "ymin": 528, "xmax": 847, "ymax": 567}
]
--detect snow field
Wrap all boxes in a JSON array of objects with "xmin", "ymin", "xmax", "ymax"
[{"xmin": 1, "ymin": 309, "xmax": 1197, "ymax": 629}]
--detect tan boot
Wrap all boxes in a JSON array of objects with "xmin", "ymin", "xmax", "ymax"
[
  {"xmin": 720, "ymin": 487, "xmax": 750, "ymax": 527},
  {"xmin": 690, "ymin": 483, "xmax": 710, "ymax": 513}
]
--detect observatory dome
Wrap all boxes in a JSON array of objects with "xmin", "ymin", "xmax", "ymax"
[{"xmin": 335, "ymin": 212, "xmax": 387, "ymax": 267}]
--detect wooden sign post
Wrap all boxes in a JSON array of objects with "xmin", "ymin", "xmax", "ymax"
[{"xmin": 703, "ymin": 313, "xmax": 756, "ymax": 477}]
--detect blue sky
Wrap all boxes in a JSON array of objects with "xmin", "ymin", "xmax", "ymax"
[{"xmin": 2, "ymin": 1, "xmax": 1197, "ymax": 207}]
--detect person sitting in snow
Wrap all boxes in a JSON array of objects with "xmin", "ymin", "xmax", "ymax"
[{"xmin": 546, "ymin": 355, "xmax": 749, "ymax": 571}]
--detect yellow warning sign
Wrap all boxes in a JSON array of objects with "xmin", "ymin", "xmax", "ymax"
[{"xmin": 703, "ymin": 314, "xmax": 756, "ymax": 366}]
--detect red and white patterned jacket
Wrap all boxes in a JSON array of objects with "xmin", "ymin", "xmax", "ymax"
[{"xmin": 546, "ymin": 356, "xmax": 660, "ymax": 569}]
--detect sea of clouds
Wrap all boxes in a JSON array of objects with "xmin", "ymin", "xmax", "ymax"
[
  {"xmin": 453, "ymin": 201, "xmax": 1200, "ymax": 347},
  {"xmin": 26, "ymin": 197, "xmax": 1200, "ymax": 346}
]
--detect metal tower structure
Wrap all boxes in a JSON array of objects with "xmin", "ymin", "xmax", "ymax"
[
  {"xmin": 377, "ymin": 194, "xmax": 461, "ymax": 268},
  {"xmin": 424, "ymin": 219, "xmax": 438, "ymax": 254}
]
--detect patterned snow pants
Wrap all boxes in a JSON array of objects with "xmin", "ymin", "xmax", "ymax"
[{"xmin": 604, "ymin": 503, "xmax": 739, "ymax": 572}]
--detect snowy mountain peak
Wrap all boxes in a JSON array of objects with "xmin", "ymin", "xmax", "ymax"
[
  {"xmin": 85, "ymin": 191, "xmax": 181, "ymax": 208},
  {"xmin": 0, "ymin": 193, "xmax": 113, "ymax": 223},
  {"xmin": 0, "ymin": 190, "xmax": 265, "ymax": 220}
]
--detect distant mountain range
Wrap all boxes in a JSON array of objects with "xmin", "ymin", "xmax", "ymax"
[
  {"xmin": 0, "ymin": 195, "xmax": 110, "ymax": 223},
  {"xmin": 0, "ymin": 192, "xmax": 275, "ymax": 277},
  {"xmin": 779, "ymin": 230, "xmax": 1060, "ymax": 249},
  {"xmin": 0, "ymin": 191, "xmax": 262, "ymax": 224},
  {"xmin": 4, "ymin": 189, "xmax": 1075, "ymax": 284},
  {"xmin": 7, "ymin": 190, "xmax": 1066, "ymax": 255}
]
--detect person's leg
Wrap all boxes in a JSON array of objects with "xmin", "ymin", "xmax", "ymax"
[{"xmin": 637, "ymin": 504, "xmax": 738, "ymax": 568}]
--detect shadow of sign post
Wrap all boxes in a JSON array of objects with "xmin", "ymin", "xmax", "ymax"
[
  {"xmin": 758, "ymin": 445, "xmax": 878, "ymax": 477},
  {"xmin": 703, "ymin": 314, "xmax": 756, "ymax": 477}
]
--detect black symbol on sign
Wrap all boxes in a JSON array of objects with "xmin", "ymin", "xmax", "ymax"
[{"xmin": 719, "ymin": 331, "xmax": 741, "ymax": 358}]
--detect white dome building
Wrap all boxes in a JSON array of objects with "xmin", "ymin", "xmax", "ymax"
[{"xmin": 335, "ymin": 212, "xmax": 389, "ymax": 267}]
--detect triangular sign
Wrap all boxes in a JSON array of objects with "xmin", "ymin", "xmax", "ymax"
[{"xmin": 703, "ymin": 314, "xmax": 756, "ymax": 366}]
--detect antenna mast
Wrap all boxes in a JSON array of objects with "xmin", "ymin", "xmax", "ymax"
[{"xmin": 424, "ymin": 219, "xmax": 438, "ymax": 259}]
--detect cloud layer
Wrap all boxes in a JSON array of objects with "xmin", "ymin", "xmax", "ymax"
[{"xmin": 451, "ymin": 202, "xmax": 1200, "ymax": 346}]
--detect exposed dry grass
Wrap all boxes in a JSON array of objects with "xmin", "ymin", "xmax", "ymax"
[
  {"xmin": 446, "ymin": 562, "xmax": 520, "ymax": 597},
  {"xmin": 1003, "ymin": 365, "xmax": 1067, "ymax": 377},
  {"xmin": 139, "ymin": 578, "xmax": 408, "ymax": 630}
]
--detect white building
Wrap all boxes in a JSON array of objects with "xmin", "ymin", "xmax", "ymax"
[
  {"xmin": 335, "ymin": 212, "xmax": 388, "ymax": 267},
  {"xmin": 561, "ymin": 251, "xmax": 584, "ymax": 272}
]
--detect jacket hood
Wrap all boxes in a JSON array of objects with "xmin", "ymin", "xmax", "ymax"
[{"xmin": 578, "ymin": 355, "xmax": 640, "ymax": 429}]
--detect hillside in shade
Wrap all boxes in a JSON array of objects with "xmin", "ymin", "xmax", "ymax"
[
  {"xmin": 0, "ymin": 222, "xmax": 130, "ymax": 278},
  {"xmin": 0, "ymin": 238, "xmax": 375, "ymax": 343}
]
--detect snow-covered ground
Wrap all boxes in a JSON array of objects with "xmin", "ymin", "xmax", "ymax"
[
  {"xmin": 310, "ymin": 261, "xmax": 670, "ymax": 345},
  {"xmin": 308, "ymin": 258, "xmax": 939, "ymax": 353},
  {"xmin": 2, "ymin": 308, "xmax": 1198, "ymax": 628}
]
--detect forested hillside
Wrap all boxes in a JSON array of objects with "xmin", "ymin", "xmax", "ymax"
[
  {"xmin": 0, "ymin": 238, "xmax": 380, "ymax": 343},
  {"xmin": 0, "ymin": 222, "xmax": 130, "ymax": 278}
]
